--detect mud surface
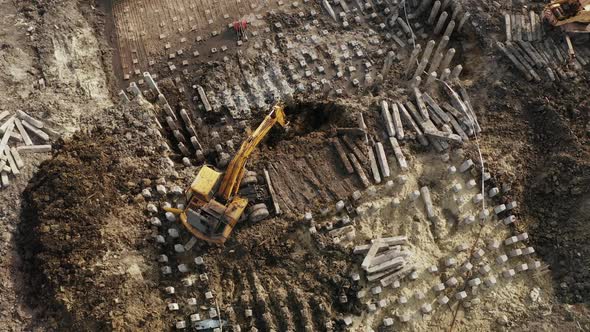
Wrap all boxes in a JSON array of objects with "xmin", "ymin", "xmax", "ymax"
[
  {"xmin": 464, "ymin": 50, "xmax": 590, "ymax": 305},
  {"xmin": 0, "ymin": 0, "xmax": 589, "ymax": 331}
]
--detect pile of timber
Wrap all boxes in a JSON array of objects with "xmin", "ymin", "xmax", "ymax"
[
  {"xmin": 354, "ymin": 236, "xmax": 414, "ymax": 287},
  {"xmin": 0, "ymin": 110, "xmax": 55, "ymax": 189}
]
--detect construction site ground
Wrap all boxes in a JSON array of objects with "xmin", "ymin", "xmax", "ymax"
[{"xmin": 0, "ymin": 0, "xmax": 589, "ymax": 331}]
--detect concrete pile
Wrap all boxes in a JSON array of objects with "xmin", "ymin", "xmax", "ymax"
[
  {"xmin": 123, "ymin": 73, "xmax": 239, "ymax": 169},
  {"xmin": 504, "ymin": 12, "xmax": 543, "ymax": 43},
  {"xmin": 332, "ymin": 134, "xmax": 371, "ymax": 188},
  {"xmin": 497, "ymin": 36, "xmax": 589, "ymax": 82},
  {"xmin": 354, "ymin": 236, "xmax": 414, "ymax": 287},
  {"xmin": 381, "ymin": 87, "xmax": 478, "ymax": 154},
  {"xmin": 0, "ymin": 110, "xmax": 55, "ymax": 189}
]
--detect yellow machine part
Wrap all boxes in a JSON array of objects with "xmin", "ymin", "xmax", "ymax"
[
  {"xmin": 178, "ymin": 196, "xmax": 248, "ymax": 245},
  {"xmin": 190, "ymin": 165, "xmax": 222, "ymax": 201}
]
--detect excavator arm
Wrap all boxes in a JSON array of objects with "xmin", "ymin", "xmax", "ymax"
[{"xmin": 217, "ymin": 103, "xmax": 287, "ymax": 201}]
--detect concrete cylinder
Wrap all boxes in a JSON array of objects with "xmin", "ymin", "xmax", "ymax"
[
  {"xmin": 428, "ymin": 52, "xmax": 444, "ymax": 73},
  {"xmin": 173, "ymin": 130, "xmax": 187, "ymax": 143},
  {"xmin": 427, "ymin": 1, "xmax": 442, "ymax": 25},
  {"xmin": 426, "ymin": 72, "xmax": 437, "ymax": 85},
  {"xmin": 440, "ymin": 68, "xmax": 451, "ymax": 81},
  {"xmin": 190, "ymin": 136, "xmax": 200, "ymax": 149},
  {"xmin": 129, "ymin": 82, "xmax": 141, "ymax": 97},
  {"xmin": 178, "ymin": 142, "xmax": 190, "ymax": 156},
  {"xmin": 118, "ymin": 90, "xmax": 130, "ymax": 103},
  {"xmin": 434, "ymin": 36, "xmax": 449, "ymax": 56},
  {"xmin": 410, "ymin": 76, "xmax": 422, "ymax": 88},
  {"xmin": 143, "ymin": 72, "xmax": 161, "ymax": 94},
  {"xmin": 382, "ymin": 51, "xmax": 395, "ymax": 76},
  {"xmin": 504, "ymin": 13, "xmax": 512, "ymax": 41},
  {"xmin": 451, "ymin": 3, "xmax": 462, "ymax": 21},
  {"xmin": 413, "ymin": 58, "xmax": 429, "ymax": 78},
  {"xmin": 396, "ymin": 17, "xmax": 412, "ymax": 36},
  {"xmin": 322, "ymin": 0, "xmax": 337, "ymax": 21},
  {"xmin": 458, "ymin": 11, "xmax": 471, "ymax": 31},
  {"xmin": 165, "ymin": 116, "xmax": 177, "ymax": 130},
  {"xmin": 405, "ymin": 44, "xmax": 422, "ymax": 77},
  {"xmin": 439, "ymin": 48, "xmax": 456, "ymax": 71},
  {"xmin": 442, "ymin": 0, "xmax": 451, "ymax": 9},
  {"xmin": 420, "ymin": 40, "xmax": 436, "ymax": 63},
  {"xmin": 443, "ymin": 20, "xmax": 456, "ymax": 38},
  {"xmin": 434, "ymin": 11, "xmax": 448, "ymax": 34},
  {"xmin": 451, "ymin": 64, "xmax": 463, "ymax": 79}
]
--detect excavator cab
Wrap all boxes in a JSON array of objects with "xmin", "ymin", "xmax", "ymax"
[{"xmin": 178, "ymin": 165, "xmax": 248, "ymax": 244}]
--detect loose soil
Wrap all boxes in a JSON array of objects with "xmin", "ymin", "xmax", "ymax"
[{"xmin": 0, "ymin": 0, "xmax": 588, "ymax": 330}]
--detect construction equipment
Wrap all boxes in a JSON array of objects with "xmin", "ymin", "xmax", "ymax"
[
  {"xmin": 543, "ymin": 0, "xmax": 590, "ymax": 32},
  {"xmin": 165, "ymin": 103, "xmax": 287, "ymax": 245},
  {"xmin": 543, "ymin": 0, "xmax": 590, "ymax": 59}
]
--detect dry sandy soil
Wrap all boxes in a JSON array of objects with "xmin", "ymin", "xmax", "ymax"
[{"xmin": 0, "ymin": 0, "xmax": 589, "ymax": 331}]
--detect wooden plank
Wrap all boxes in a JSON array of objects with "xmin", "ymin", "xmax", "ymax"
[
  {"xmin": 348, "ymin": 153, "xmax": 370, "ymax": 188},
  {"xmin": 332, "ymin": 138, "xmax": 354, "ymax": 174},
  {"xmin": 10, "ymin": 147, "xmax": 25, "ymax": 169},
  {"xmin": 0, "ymin": 111, "xmax": 9, "ymax": 123},
  {"xmin": 367, "ymin": 147, "xmax": 381, "ymax": 184},
  {"xmin": 3, "ymin": 147, "xmax": 19, "ymax": 175},
  {"xmin": 342, "ymin": 135, "xmax": 366, "ymax": 165},
  {"xmin": 423, "ymin": 93, "xmax": 451, "ymax": 122},
  {"xmin": 16, "ymin": 110, "xmax": 44, "ymax": 128},
  {"xmin": 21, "ymin": 120, "xmax": 49, "ymax": 141},
  {"xmin": 0, "ymin": 118, "xmax": 15, "ymax": 154}
]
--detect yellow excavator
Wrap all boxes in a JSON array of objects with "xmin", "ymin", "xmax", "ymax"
[
  {"xmin": 165, "ymin": 103, "xmax": 287, "ymax": 245},
  {"xmin": 543, "ymin": 0, "xmax": 590, "ymax": 32},
  {"xmin": 543, "ymin": 0, "xmax": 590, "ymax": 57}
]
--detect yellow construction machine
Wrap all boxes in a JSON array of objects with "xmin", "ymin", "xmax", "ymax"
[
  {"xmin": 165, "ymin": 103, "xmax": 287, "ymax": 245},
  {"xmin": 543, "ymin": 0, "xmax": 590, "ymax": 32},
  {"xmin": 543, "ymin": 0, "xmax": 590, "ymax": 57}
]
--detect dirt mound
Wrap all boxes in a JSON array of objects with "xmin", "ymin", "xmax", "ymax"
[{"xmin": 18, "ymin": 100, "xmax": 171, "ymax": 330}]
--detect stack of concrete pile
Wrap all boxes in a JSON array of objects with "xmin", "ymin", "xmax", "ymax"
[
  {"xmin": 497, "ymin": 28, "xmax": 589, "ymax": 82},
  {"xmin": 0, "ymin": 110, "xmax": 55, "ymax": 188},
  {"xmin": 379, "ymin": 85, "xmax": 479, "ymax": 155},
  {"xmin": 354, "ymin": 236, "xmax": 414, "ymax": 287}
]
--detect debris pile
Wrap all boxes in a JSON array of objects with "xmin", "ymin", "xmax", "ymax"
[
  {"xmin": 354, "ymin": 236, "xmax": 414, "ymax": 288},
  {"xmin": 0, "ymin": 110, "xmax": 56, "ymax": 188}
]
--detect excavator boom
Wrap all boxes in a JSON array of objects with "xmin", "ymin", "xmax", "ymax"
[{"xmin": 217, "ymin": 103, "xmax": 287, "ymax": 200}]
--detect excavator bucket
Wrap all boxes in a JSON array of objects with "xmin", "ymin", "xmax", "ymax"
[{"xmin": 270, "ymin": 103, "xmax": 287, "ymax": 127}]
